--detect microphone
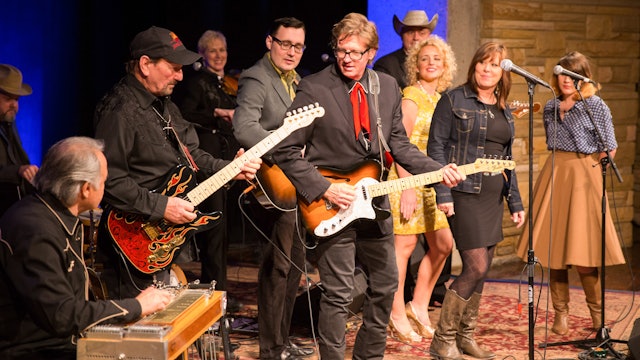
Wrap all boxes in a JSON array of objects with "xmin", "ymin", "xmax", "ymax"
[
  {"xmin": 321, "ymin": 53, "xmax": 335, "ymax": 63},
  {"xmin": 500, "ymin": 59, "xmax": 550, "ymax": 88},
  {"xmin": 553, "ymin": 65, "xmax": 596, "ymax": 84},
  {"xmin": 192, "ymin": 60, "xmax": 203, "ymax": 71}
]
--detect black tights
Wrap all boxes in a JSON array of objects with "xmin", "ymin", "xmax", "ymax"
[{"xmin": 450, "ymin": 245, "xmax": 495, "ymax": 300}]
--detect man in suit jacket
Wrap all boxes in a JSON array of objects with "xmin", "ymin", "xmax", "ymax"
[
  {"xmin": 373, "ymin": 10, "xmax": 438, "ymax": 89},
  {"xmin": 272, "ymin": 13, "xmax": 464, "ymax": 360},
  {"xmin": 233, "ymin": 17, "xmax": 312, "ymax": 360}
]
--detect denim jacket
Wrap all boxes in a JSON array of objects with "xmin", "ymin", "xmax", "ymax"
[{"xmin": 427, "ymin": 84, "xmax": 524, "ymax": 214}]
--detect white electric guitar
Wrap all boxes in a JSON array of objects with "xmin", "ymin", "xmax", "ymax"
[{"xmin": 299, "ymin": 158, "xmax": 516, "ymax": 238}]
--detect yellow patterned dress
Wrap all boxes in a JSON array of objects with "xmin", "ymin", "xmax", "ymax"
[{"xmin": 388, "ymin": 86, "xmax": 449, "ymax": 235}]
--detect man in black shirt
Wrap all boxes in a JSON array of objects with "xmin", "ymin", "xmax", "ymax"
[{"xmin": 0, "ymin": 64, "xmax": 38, "ymax": 218}]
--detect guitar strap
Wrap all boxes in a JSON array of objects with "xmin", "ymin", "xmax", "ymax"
[
  {"xmin": 367, "ymin": 69, "xmax": 392, "ymax": 174},
  {"xmin": 152, "ymin": 105, "xmax": 200, "ymax": 172}
]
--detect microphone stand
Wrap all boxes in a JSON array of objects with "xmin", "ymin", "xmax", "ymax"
[
  {"xmin": 539, "ymin": 80, "xmax": 627, "ymax": 358},
  {"xmin": 524, "ymin": 79, "xmax": 537, "ymax": 360}
]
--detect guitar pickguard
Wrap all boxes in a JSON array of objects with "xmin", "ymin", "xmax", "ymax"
[{"xmin": 106, "ymin": 207, "xmax": 221, "ymax": 274}]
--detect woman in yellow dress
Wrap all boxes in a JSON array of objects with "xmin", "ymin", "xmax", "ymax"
[{"xmin": 387, "ymin": 35, "xmax": 457, "ymax": 343}]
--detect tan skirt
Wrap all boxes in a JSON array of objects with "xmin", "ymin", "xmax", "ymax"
[{"xmin": 516, "ymin": 151, "xmax": 625, "ymax": 269}]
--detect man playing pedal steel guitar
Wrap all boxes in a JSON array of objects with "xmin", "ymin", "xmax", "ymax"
[
  {"xmin": 271, "ymin": 13, "xmax": 465, "ymax": 360},
  {"xmin": 94, "ymin": 26, "xmax": 260, "ymax": 299},
  {"xmin": 0, "ymin": 137, "xmax": 173, "ymax": 360}
]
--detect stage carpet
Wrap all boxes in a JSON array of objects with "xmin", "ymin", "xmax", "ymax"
[{"xmin": 214, "ymin": 266, "xmax": 638, "ymax": 359}]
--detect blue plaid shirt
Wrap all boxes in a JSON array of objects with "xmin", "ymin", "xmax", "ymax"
[{"xmin": 544, "ymin": 95, "xmax": 617, "ymax": 154}]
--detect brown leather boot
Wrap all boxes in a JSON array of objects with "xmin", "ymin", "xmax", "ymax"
[
  {"xmin": 456, "ymin": 292, "xmax": 495, "ymax": 359},
  {"xmin": 579, "ymin": 269, "xmax": 602, "ymax": 329},
  {"xmin": 429, "ymin": 289, "xmax": 466, "ymax": 360},
  {"xmin": 550, "ymin": 269, "xmax": 570, "ymax": 335}
]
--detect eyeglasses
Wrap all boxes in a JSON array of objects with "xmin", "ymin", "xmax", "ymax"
[
  {"xmin": 271, "ymin": 35, "xmax": 306, "ymax": 53},
  {"xmin": 334, "ymin": 48, "xmax": 370, "ymax": 61}
]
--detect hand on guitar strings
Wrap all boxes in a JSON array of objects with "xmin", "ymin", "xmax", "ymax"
[
  {"xmin": 136, "ymin": 286, "xmax": 174, "ymax": 317},
  {"xmin": 441, "ymin": 163, "xmax": 466, "ymax": 187},
  {"xmin": 232, "ymin": 148, "xmax": 262, "ymax": 181},
  {"xmin": 323, "ymin": 182, "xmax": 356, "ymax": 210},
  {"xmin": 164, "ymin": 196, "xmax": 197, "ymax": 224}
]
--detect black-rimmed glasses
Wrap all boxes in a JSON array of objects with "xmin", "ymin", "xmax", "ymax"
[
  {"xmin": 271, "ymin": 35, "xmax": 306, "ymax": 53},
  {"xmin": 334, "ymin": 48, "xmax": 370, "ymax": 61}
]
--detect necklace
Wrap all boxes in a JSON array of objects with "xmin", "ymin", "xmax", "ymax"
[
  {"xmin": 478, "ymin": 92, "xmax": 497, "ymax": 119},
  {"xmin": 478, "ymin": 93, "xmax": 496, "ymax": 105},
  {"xmin": 417, "ymin": 80, "xmax": 438, "ymax": 108}
]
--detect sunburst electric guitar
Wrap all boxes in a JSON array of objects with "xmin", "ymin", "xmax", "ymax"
[
  {"xmin": 104, "ymin": 104, "xmax": 325, "ymax": 274},
  {"xmin": 301, "ymin": 158, "xmax": 516, "ymax": 238}
]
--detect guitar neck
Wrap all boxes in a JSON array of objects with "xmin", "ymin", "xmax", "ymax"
[
  {"xmin": 367, "ymin": 163, "xmax": 478, "ymax": 198},
  {"xmin": 186, "ymin": 124, "xmax": 294, "ymax": 206}
]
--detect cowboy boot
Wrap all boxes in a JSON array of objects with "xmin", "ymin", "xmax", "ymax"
[
  {"xmin": 550, "ymin": 269, "xmax": 570, "ymax": 335},
  {"xmin": 456, "ymin": 292, "xmax": 495, "ymax": 359},
  {"xmin": 429, "ymin": 289, "xmax": 466, "ymax": 360},
  {"xmin": 579, "ymin": 269, "xmax": 602, "ymax": 330}
]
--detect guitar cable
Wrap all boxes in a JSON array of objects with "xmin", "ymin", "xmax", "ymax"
[{"xmin": 235, "ymin": 190, "xmax": 367, "ymax": 327}]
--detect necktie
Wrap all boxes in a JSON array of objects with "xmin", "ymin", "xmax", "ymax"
[{"xmin": 350, "ymin": 82, "xmax": 370, "ymax": 139}]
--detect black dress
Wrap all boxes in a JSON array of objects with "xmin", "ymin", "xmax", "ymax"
[{"xmin": 450, "ymin": 103, "xmax": 511, "ymax": 250}]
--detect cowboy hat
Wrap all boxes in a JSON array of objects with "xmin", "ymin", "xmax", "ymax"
[
  {"xmin": 0, "ymin": 64, "xmax": 32, "ymax": 97},
  {"xmin": 393, "ymin": 10, "xmax": 439, "ymax": 35}
]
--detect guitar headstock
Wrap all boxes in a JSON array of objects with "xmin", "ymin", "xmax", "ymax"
[
  {"xmin": 283, "ymin": 103, "xmax": 325, "ymax": 129},
  {"xmin": 509, "ymin": 100, "xmax": 541, "ymax": 119},
  {"xmin": 472, "ymin": 157, "xmax": 516, "ymax": 174}
]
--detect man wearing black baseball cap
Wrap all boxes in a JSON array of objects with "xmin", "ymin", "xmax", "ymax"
[{"xmin": 94, "ymin": 26, "xmax": 261, "ymax": 299}]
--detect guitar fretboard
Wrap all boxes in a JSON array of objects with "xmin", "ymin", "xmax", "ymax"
[
  {"xmin": 367, "ymin": 160, "xmax": 513, "ymax": 198},
  {"xmin": 186, "ymin": 105, "xmax": 323, "ymax": 205}
]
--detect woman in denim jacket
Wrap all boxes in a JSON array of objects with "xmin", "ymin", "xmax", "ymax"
[{"xmin": 427, "ymin": 42, "xmax": 525, "ymax": 360}]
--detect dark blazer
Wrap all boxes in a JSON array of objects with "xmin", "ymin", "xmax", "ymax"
[
  {"xmin": 373, "ymin": 48, "xmax": 408, "ymax": 89},
  {"xmin": 0, "ymin": 122, "xmax": 32, "ymax": 217},
  {"xmin": 272, "ymin": 64, "xmax": 442, "ymax": 213}
]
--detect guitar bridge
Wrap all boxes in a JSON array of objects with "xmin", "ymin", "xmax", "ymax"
[{"xmin": 142, "ymin": 223, "xmax": 160, "ymax": 240}]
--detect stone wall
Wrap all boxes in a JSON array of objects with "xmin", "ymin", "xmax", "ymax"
[{"xmin": 447, "ymin": 0, "xmax": 640, "ymax": 265}]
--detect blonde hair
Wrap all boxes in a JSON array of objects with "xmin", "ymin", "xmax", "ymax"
[
  {"xmin": 197, "ymin": 30, "xmax": 227, "ymax": 54},
  {"xmin": 404, "ymin": 35, "xmax": 456, "ymax": 92},
  {"xmin": 331, "ymin": 13, "xmax": 379, "ymax": 52}
]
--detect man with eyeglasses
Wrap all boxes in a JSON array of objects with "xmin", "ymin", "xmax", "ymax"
[
  {"xmin": 373, "ymin": 10, "xmax": 438, "ymax": 89},
  {"xmin": 272, "ymin": 13, "xmax": 464, "ymax": 360},
  {"xmin": 233, "ymin": 17, "xmax": 312, "ymax": 360}
]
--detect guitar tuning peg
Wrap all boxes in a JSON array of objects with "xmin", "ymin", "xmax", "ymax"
[
  {"xmin": 309, "ymin": 103, "xmax": 314, "ymax": 109},
  {"xmin": 286, "ymin": 111, "xmax": 291, "ymax": 117},
  {"xmin": 303, "ymin": 105, "xmax": 309, "ymax": 111}
]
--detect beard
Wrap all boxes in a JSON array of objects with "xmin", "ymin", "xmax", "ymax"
[{"xmin": 0, "ymin": 110, "xmax": 16, "ymax": 123}]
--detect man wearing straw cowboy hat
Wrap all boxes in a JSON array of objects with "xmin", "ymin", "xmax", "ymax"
[
  {"xmin": 374, "ymin": 10, "xmax": 438, "ymax": 89},
  {"xmin": 0, "ymin": 64, "xmax": 38, "ymax": 218}
]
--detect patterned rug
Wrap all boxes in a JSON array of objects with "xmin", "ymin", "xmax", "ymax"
[{"xmin": 219, "ymin": 268, "xmax": 638, "ymax": 359}]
